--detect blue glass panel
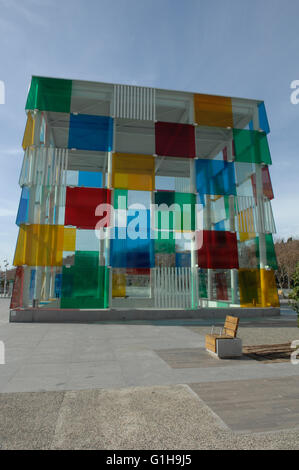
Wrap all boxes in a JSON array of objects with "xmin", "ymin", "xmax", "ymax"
[
  {"xmin": 78, "ymin": 171, "xmax": 102, "ymax": 188},
  {"xmin": 176, "ymin": 252, "xmax": 191, "ymax": 267},
  {"xmin": 197, "ymin": 193, "xmax": 205, "ymax": 207},
  {"xmin": 214, "ymin": 220, "xmax": 226, "ymax": 231},
  {"xmin": 195, "ymin": 159, "xmax": 236, "ymax": 196},
  {"xmin": 68, "ymin": 114, "xmax": 113, "ymax": 151},
  {"xmin": 127, "ymin": 208, "xmax": 150, "ymax": 230},
  {"xmin": 29, "ymin": 269, "xmax": 36, "ymax": 300},
  {"xmin": 249, "ymin": 103, "xmax": 270, "ymax": 134},
  {"xmin": 111, "ymin": 211, "xmax": 154, "ymax": 268},
  {"xmin": 16, "ymin": 187, "xmax": 30, "ymax": 226},
  {"xmin": 258, "ymin": 102, "xmax": 270, "ymax": 134},
  {"xmin": 111, "ymin": 232, "xmax": 154, "ymax": 268},
  {"xmin": 55, "ymin": 273, "xmax": 62, "ymax": 298}
]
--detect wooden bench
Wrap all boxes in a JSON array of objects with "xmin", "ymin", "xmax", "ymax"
[{"xmin": 205, "ymin": 315, "xmax": 242, "ymax": 358}]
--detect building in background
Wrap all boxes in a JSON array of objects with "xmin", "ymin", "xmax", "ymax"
[{"xmin": 10, "ymin": 76, "xmax": 279, "ymax": 317}]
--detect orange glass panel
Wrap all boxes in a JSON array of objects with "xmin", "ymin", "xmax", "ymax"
[
  {"xmin": 112, "ymin": 153, "xmax": 155, "ymax": 191},
  {"xmin": 194, "ymin": 94, "xmax": 233, "ymax": 128}
]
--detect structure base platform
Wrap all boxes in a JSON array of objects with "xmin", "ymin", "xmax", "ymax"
[{"xmin": 10, "ymin": 307, "xmax": 280, "ymax": 323}]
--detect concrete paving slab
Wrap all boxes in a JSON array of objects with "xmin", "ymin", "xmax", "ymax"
[
  {"xmin": 2, "ymin": 377, "xmax": 70, "ymax": 394},
  {"xmin": 0, "ymin": 298, "xmax": 298, "ymax": 394},
  {"xmin": 67, "ymin": 361, "xmax": 125, "ymax": 390}
]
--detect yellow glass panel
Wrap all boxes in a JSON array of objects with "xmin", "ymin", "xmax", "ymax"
[
  {"xmin": 194, "ymin": 94, "xmax": 233, "ymax": 128},
  {"xmin": 13, "ymin": 225, "xmax": 67, "ymax": 267},
  {"xmin": 112, "ymin": 272, "xmax": 126, "ymax": 297},
  {"xmin": 22, "ymin": 113, "xmax": 35, "ymax": 150},
  {"xmin": 13, "ymin": 225, "xmax": 27, "ymax": 267},
  {"xmin": 238, "ymin": 207, "xmax": 256, "ymax": 242},
  {"xmin": 260, "ymin": 269, "xmax": 279, "ymax": 307},
  {"xmin": 63, "ymin": 228, "xmax": 76, "ymax": 251},
  {"xmin": 114, "ymin": 172, "xmax": 129, "ymax": 189},
  {"xmin": 239, "ymin": 268, "xmax": 279, "ymax": 308},
  {"xmin": 239, "ymin": 268, "xmax": 261, "ymax": 307},
  {"xmin": 112, "ymin": 153, "xmax": 155, "ymax": 191}
]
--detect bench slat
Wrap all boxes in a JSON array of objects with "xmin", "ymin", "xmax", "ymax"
[{"xmin": 225, "ymin": 315, "xmax": 239, "ymax": 324}]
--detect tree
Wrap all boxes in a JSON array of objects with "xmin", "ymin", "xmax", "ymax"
[
  {"xmin": 289, "ymin": 262, "xmax": 299, "ymax": 317},
  {"xmin": 275, "ymin": 238, "xmax": 299, "ymax": 290}
]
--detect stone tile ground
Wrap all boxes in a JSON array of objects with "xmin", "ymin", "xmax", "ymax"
[{"xmin": 1, "ymin": 299, "xmax": 299, "ymax": 449}]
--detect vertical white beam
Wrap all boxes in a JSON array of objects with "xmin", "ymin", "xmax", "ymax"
[
  {"xmin": 227, "ymin": 136, "xmax": 237, "ymax": 305},
  {"xmin": 253, "ymin": 107, "xmax": 267, "ymax": 270}
]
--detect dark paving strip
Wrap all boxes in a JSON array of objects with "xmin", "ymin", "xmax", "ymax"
[
  {"xmin": 155, "ymin": 348, "xmax": 254, "ymax": 369},
  {"xmin": 186, "ymin": 322, "xmax": 297, "ymax": 333},
  {"xmin": 189, "ymin": 376, "xmax": 299, "ymax": 433},
  {"xmin": 243, "ymin": 343, "xmax": 293, "ymax": 363}
]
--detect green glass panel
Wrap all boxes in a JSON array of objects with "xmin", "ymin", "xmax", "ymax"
[
  {"xmin": 224, "ymin": 195, "xmax": 230, "ymax": 219},
  {"xmin": 155, "ymin": 192, "xmax": 196, "ymax": 231},
  {"xmin": 265, "ymin": 234, "xmax": 278, "ymax": 270},
  {"xmin": 155, "ymin": 191, "xmax": 175, "ymax": 207},
  {"xmin": 216, "ymin": 301, "xmax": 229, "ymax": 308},
  {"xmin": 155, "ymin": 231, "xmax": 175, "ymax": 253},
  {"xmin": 25, "ymin": 76, "xmax": 72, "ymax": 113},
  {"xmin": 255, "ymin": 234, "xmax": 278, "ymax": 270},
  {"xmin": 233, "ymin": 129, "xmax": 272, "ymax": 165},
  {"xmin": 155, "ymin": 210, "xmax": 175, "ymax": 231},
  {"xmin": 73, "ymin": 251, "xmax": 99, "ymax": 268},
  {"xmin": 61, "ymin": 252, "xmax": 109, "ymax": 308},
  {"xmin": 114, "ymin": 189, "xmax": 128, "ymax": 209},
  {"xmin": 198, "ymin": 270, "xmax": 207, "ymax": 298}
]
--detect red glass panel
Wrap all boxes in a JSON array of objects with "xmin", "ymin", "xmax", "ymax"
[
  {"xmin": 65, "ymin": 187, "xmax": 111, "ymax": 229},
  {"xmin": 126, "ymin": 268, "xmax": 150, "ymax": 275},
  {"xmin": 222, "ymin": 147, "xmax": 228, "ymax": 161},
  {"xmin": 10, "ymin": 266, "xmax": 24, "ymax": 309},
  {"xmin": 251, "ymin": 166, "xmax": 274, "ymax": 201},
  {"xmin": 197, "ymin": 230, "xmax": 239, "ymax": 269},
  {"xmin": 215, "ymin": 272, "xmax": 229, "ymax": 300},
  {"xmin": 155, "ymin": 122, "xmax": 196, "ymax": 158}
]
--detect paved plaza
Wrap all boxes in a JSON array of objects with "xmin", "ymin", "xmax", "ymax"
[{"xmin": 0, "ymin": 299, "xmax": 299, "ymax": 449}]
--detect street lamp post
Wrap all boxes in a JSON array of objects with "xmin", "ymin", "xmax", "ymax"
[{"xmin": 3, "ymin": 259, "xmax": 8, "ymax": 296}]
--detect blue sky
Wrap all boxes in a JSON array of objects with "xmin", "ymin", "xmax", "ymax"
[{"xmin": 0, "ymin": 0, "xmax": 299, "ymax": 267}]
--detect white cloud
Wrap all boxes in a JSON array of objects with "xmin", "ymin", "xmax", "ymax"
[
  {"xmin": 0, "ymin": 0, "xmax": 50, "ymax": 28},
  {"xmin": 272, "ymin": 196, "xmax": 299, "ymax": 239},
  {"xmin": 0, "ymin": 209, "xmax": 16, "ymax": 217},
  {"xmin": 0, "ymin": 147, "xmax": 22, "ymax": 156}
]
